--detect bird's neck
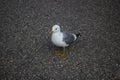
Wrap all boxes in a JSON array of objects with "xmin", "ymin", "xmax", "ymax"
[{"xmin": 52, "ymin": 31, "xmax": 61, "ymax": 35}]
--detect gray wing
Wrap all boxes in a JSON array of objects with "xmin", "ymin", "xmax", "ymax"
[{"xmin": 62, "ymin": 32, "xmax": 75, "ymax": 44}]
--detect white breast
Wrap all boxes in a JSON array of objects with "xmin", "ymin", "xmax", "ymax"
[{"xmin": 51, "ymin": 32, "xmax": 69, "ymax": 47}]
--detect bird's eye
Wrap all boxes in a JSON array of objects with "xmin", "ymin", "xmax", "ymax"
[{"xmin": 55, "ymin": 28, "xmax": 57, "ymax": 30}]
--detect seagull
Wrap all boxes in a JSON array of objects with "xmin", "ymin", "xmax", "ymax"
[{"xmin": 49, "ymin": 25, "xmax": 81, "ymax": 58}]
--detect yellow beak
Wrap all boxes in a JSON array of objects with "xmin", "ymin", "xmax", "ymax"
[{"xmin": 49, "ymin": 30, "xmax": 53, "ymax": 34}]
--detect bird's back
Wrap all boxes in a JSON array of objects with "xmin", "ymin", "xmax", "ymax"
[{"xmin": 62, "ymin": 32, "xmax": 76, "ymax": 44}]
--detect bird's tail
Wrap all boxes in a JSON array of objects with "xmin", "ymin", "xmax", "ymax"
[
  {"xmin": 75, "ymin": 33, "xmax": 81, "ymax": 38},
  {"xmin": 73, "ymin": 32, "xmax": 81, "ymax": 41}
]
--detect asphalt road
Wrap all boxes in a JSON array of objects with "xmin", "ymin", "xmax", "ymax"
[{"xmin": 0, "ymin": 0, "xmax": 120, "ymax": 80}]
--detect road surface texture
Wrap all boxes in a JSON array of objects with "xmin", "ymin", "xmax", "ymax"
[{"xmin": 0, "ymin": 0, "xmax": 120, "ymax": 80}]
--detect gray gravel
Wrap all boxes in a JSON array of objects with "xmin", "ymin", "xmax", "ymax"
[{"xmin": 0, "ymin": 0, "xmax": 120, "ymax": 80}]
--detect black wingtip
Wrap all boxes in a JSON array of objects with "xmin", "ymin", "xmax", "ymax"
[{"xmin": 76, "ymin": 33, "xmax": 81, "ymax": 38}]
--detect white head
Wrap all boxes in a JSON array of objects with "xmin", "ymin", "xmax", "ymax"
[{"xmin": 52, "ymin": 25, "xmax": 61, "ymax": 33}]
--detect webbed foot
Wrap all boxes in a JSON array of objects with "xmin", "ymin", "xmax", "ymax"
[{"xmin": 60, "ymin": 53, "xmax": 66, "ymax": 58}]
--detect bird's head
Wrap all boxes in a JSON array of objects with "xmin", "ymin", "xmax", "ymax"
[{"xmin": 49, "ymin": 25, "xmax": 61, "ymax": 34}]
